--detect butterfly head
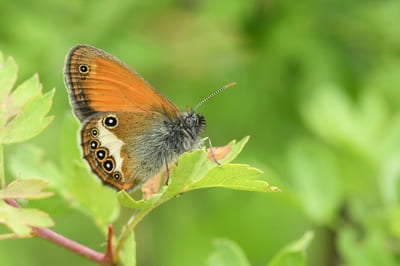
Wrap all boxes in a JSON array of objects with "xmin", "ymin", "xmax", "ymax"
[{"xmin": 181, "ymin": 111, "xmax": 206, "ymax": 139}]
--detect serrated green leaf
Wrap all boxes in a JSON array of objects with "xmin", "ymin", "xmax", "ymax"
[
  {"xmin": 4, "ymin": 74, "xmax": 41, "ymax": 120},
  {"xmin": 117, "ymin": 187, "xmax": 167, "ymax": 210},
  {"xmin": 8, "ymin": 144, "xmax": 67, "ymax": 192},
  {"xmin": 59, "ymin": 114, "xmax": 119, "ymax": 230},
  {"xmin": 7, "ymin": 144, "xmax": 71, "ymax": 215},
  {"xmin": 188, "ymin": 164, "xmax": 273, "ymax": 192},
  {"xmin": 0, "ymin": 179, "xmax": 53, "ymax": 200},
  {"xmin": 120, "ymin": 137, "xmax": 279, "ymax": 211},
  {"xmin": 217, "ymin": 136, "xmax": 250, "ymax": 164},
  {"xmin": 0, "ymin": 51, "xmax": 54, "ymax": 144},
  {"xmin": 0, "ymin": 55, "xmax": 17, "ymax": 106},
  {"xmin": 207, "ymin": 238, "xmax": 250, "ymax": 266},
  {"xmin": 0, "ymin": 200, "xmax": 54, "ymax": 238},
  {"xmin": 268, "ymin": 231, "xmax": 314, "ymax": 266},
  {"xmin": 165, "ymin": 137, "xmax": 264, "ymax": 197},
  {"xmin": 167, "ymin": 136, "xmax": 251, "ymax": 194},
  {"xmin": 2, "ymin": 89, "xmax": 54, "ymax": 144},
  {"xmin": 121, "ymin": 230, "xmax": 136, "ymax": 266}
]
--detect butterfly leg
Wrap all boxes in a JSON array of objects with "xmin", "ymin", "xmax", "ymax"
[
  {"xmin": 164, "ymin": 159, "xmax": 170, "ymax": 185},
  {"xmin": 202, "ymin": 137, "xmax": 220, "ymax": 165}
]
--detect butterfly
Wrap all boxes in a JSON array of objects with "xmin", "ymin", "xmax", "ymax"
[{"xmin": 64, "ymin": 44, "xmax": 234, "ymax": 191}]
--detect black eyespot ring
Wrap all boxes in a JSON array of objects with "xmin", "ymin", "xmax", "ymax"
[
  {"xmin": 103, "ymin": 115, "xmax": 118, "ymax": 129},
  {"xmin": 79, "ymin": 64, "xmax": 89, "ymax": 74},
  {"xmin": 95, "ymin": 148, "xmax": 107, "ymax": 161},
  {"xmin": 112, "ymin": 171, "xmax": 122, "ymax": 180},
  {"xmin": 102, "ymin": 159, "xmax": 114, "ymax": 173},
  {"xmin": 90, "ymin": 127, "xmax": 99, "ymax": 137},
  {"xmin": 89, "ymin": 140, "xmax": 100, "ymax": 150}
]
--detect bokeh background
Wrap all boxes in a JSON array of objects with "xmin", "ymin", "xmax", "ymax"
[{"xmin": 1, "ymin": 0, "xmax": 400, "ymax": 265}]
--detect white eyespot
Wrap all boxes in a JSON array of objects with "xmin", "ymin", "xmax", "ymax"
[
  {"xmin": 102, "ymin": 158, "xmax": 115, "ymax": 173},
  {"xmin": 113, "ymin": 171, "xmax": 122, "ymax": 180},
  {"xmin": 95, "ymin": 148, "xmax": 107, "ymax": 161},
  {"xmin": 79, "ymin": 64, "xmax": 89, "ymax": 74},
  {"xmin": 102, "ymin": 114, "xmax": 118, "ymax": 129},
  {"xmin": 90, "ymin": 127, "xmax": 99, "ymax": 137}
]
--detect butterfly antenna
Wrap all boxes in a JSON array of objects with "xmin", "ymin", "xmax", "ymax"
[{"xmin": 193, "ymin": 82, "xmax": 236, "ymax": 111}]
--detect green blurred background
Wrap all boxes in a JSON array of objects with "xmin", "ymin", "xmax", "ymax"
[{"xmin": 1, "ymin": 0, "xmax": 400, "ymax": 265}]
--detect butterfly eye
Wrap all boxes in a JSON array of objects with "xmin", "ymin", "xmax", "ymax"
[
  {"xmin": 103, "ymin": 115, "xmax": 118, "ymax": 129},
  {"xmin": 90, "ymin": 127, "xmax": 99, "ymax": 137},
  {"xmin": 79, "ymin": 64, "xmax": 89, "ymax": 74},
  {"xmin": 102, "ymin": 159, "xmax": 115, "ymax": 173},
  {"xmin": 185, "ymin": 116, "xmax": 195, "ymax": 128},
  {"xmin": 89, "ymin": 140, "xmax": 100, "ymax": 150}
]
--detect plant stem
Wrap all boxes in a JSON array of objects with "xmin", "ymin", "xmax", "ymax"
[
  {"xmin": 4, "ymin": 198, "xmax": 114, "ymax": 265},
  {"xmin": 113, "ymin": 185, "xmax": 180, "ymax": 262},
  {"xmin": 33, "ymin": 227, "xmax": 108, "ymax": 263},
  {"xmin": 113, "ymin": 196, "xmax": 168, "ymax": 264},
  {"xmin": 113, "ymin": 208, "xmax": 149, "ymax": 263},
  {"xmin": 0, "ymin": 144, "xmax": 5, "ymax": 189},
  {"xmin": 104, "ymin": 225, "xmax": 114, "ymax": 262}
]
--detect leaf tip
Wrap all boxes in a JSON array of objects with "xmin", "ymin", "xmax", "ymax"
[
  {"xmin": 46, "ymin": 88, "xmax": 56, "ymax": 98},
  {"xmin": 268, "ymin": 185, "xmax": 281, "ymax": 192}
]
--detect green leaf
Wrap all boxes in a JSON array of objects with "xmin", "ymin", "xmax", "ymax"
[
  {"xmin": 0, "ymin": 179, "xmax": 53, "ymax": 200},
  {"xmin": 301, "ymin": 84, "xmax": 387, "ymax": 161},
  {"xmin": 2, "ymin": 89, "xmax": 54, "ymax": 144},
  {"xmin": 217, "ymin": 136, "xmax": 250, "ymax": 164},
  {"xmin": 4, "ymin": 74, "xmax": 41, "ymax": 119},
  {"xmin": 119, "ymin": 137, "xmax": 280, "ymax": 210},
  {"xmin": 268, "ymin": 231, "xmax": 314, "ymax": 266},
  {"xmin": 0, "ymin": 51, "xmax": 54, "ymax": 144},
  {"xmin": 115, "ymin": 137, "xmax": 280, "ymax": 262},
  {"xmin": 6, "ymin": 144, "xmax": 70, "ymax": 215},
  {"xmin": 287, "ymin": 138, "xmax": 341, "ymax": 224},
  {"xmin": 167, "ymin": 136, "xmax": 252, "ymax": 194},
  {"xmin": 59, "ymin": 114, "xmax": 119, "ymax": 230},
  {"xmin": 121, "ymin": 230, "xmax": 136, "ymax": 266},
  {"xmin": 166, "ymin": 136, "xmax": 277, "ymax": 197},
  {"xmin": 117, "ymin": 187, "xmax": 167, "ymax": 210},
  {"xmin": 207, "ymin": 238, "xmax": 250, "ymax": 266},
  {"xmin": 0, "ymin": 200, "xmax": 54, "ymax": 238},
  {"xmin": 0, "ymin": 54, "xmax": 17, "ymax": 106},
  {"xmin": 164, "ymin": 149, "xmax": 211, "ymax": 197},
  {"xmin": 8, "ymin": 144, "xmax": 67, "ymax": 195},
  {"xmin": 188, "ymin": 164, "xmax": 272, "ymax": 192}
]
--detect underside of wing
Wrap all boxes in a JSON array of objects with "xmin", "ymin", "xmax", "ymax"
[
  {"xmin": 64, "ymin": 45, "xmax": 179, "ymax": 122},
  {"xmin": 80, "ymin": 111, "xmax": 171, "ymax": 191},
  {"xmin": 80, "ymin": 113, "xmax": 146, "ymax": 190}
]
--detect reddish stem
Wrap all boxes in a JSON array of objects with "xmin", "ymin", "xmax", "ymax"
[
  {"xmin": 4, "ymin": 199, "xmax": 114, "ymax": 265},
  {"xmin": 104, "ymin": 225, "xmax": 114, "ymax": 262}
]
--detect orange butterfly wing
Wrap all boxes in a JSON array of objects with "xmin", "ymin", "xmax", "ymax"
[{"xmin": 64, "ymin": 44, "xmax": 179, "ymax": 121}]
